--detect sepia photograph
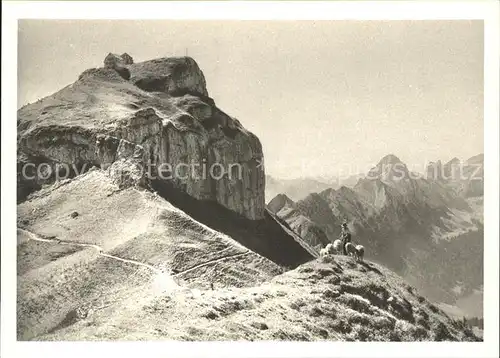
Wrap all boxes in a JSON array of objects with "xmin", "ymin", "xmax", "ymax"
[{"xmin": 2, "ymin": 1, "xmax": 499, "ymax": 358}]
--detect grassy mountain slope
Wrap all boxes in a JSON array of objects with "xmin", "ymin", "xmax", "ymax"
[
  {"xmin": 17, "ymin": 168, "xmax": 479, "ymax": 341},
  {"xmin": 17, "ymin": 169, "xmax": 283, "ymax": 340},
  {"xmin": 34, "ymin": 254, "xmax": 478, "ymax": 341}
]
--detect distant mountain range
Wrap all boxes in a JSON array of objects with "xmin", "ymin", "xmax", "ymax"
[
  {"xmin": 426, "ymin": 154, "xmax": 484, "ymax": 198},
  {"xmin": 265, "ymin": 173, "xmax": 365, "ymax": 203},
  {"xmin": 268, "ymin": 154, "xmax": 484, "ymax": 318},
  {"xmin": 265, "ymin": 176, "xmax": 335, "ymax": 203}
]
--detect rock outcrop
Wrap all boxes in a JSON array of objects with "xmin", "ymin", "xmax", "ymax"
[
  {"xmin": 17, "ymin": 54, "xmax": 265, "ymax": 220},
  {"xmin": 426, "ymin": 160, "xmax": 444, "ymax": 181},
  {"xmin": 129, "ymin": 56, "xmax": 208, "ymax": 96},
  {"xmin": 269, "ymin": 154, "xmax": 484, "ymax": 318}
]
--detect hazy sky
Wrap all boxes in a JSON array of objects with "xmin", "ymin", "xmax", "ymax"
[{"xmin": 18, "ymin": 20, "xmax": 484, "ymax": 179}]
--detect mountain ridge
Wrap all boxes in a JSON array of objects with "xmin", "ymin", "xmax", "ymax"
[{"xmin": 269, "ymin": 154, "xmax": 484, "ymax": 317}]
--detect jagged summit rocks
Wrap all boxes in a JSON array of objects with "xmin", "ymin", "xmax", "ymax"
[
  {"xmin": 104, "ymin": 52, "xmax": 134, "ymax": 67},
  {"xmin": 267, "ymin": 193, "xmax": 295, "ymax": 214},
  {"xmin": 268, "ymin": 194, "xmax": 331, "ymax": 250},
  {"xmin": 103, "ymin": 52, "xmax": 134, "ymax": 80},
  {"xmin": 129, "ymin": 56, "xmax": 208, "ymax": 97},
  {"xmin": 366, "ymin": 154, "xmax": 410, "ymax": 182},
  {"xmin": 102, "ymin": 52, "xmax": 208, "ymax": 96},
  {"xmin": 17, "ymin": 53, "xmax": 265, "ymax": 220},
  {"xmin": 16, "ymin": 54, "xmax": 481, "ymax": 342}
]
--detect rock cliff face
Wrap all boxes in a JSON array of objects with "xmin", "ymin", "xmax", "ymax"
[{"xmin": 17, "ymin": 53, "xmax": 265, "ymax": 220}]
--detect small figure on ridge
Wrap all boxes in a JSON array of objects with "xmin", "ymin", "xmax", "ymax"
[{"xmin": 340, "ymin": 221, "xmax": 351, "ymax": 256}]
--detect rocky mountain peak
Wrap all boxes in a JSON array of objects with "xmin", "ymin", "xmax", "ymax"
[
  {"xmin": 426, "ymin": 160, "xmax": 444, "ymax": 180},
  {"xmin": 320, "ymin": 187, "xmax": 336, "ymax": 196},
  {"xmin": 366, "ymin": 154, "xmax": 409, "ymax": 182},
  {"xmin": 102, "ymin": 53, "xmax": 208, "ymax": 97},
  {"xmin": 17, "ymin": 53, "xmax": 265, "ymax": 220},
  {"xmin": 378, "ymin": 153, "xmax": 403, "ymax": 165},
  {"xmin": 466, "ymin": 153, "xmax": 483, "ymax": 165},
  {"xmin": 446, "ymin": 157, "xmax": 461, "ymax": 165},
  {"xmin": 129, "ymin": 56, "xmax": 208, "ymax": 97},
  {"xmin": 267, "ymin": 193, "xmax": 295, "ymax": 214}
]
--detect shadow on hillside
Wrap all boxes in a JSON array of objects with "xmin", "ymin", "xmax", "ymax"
[{"xmin": 150, "ymin": 180, "xmax": 314, "ymax": 268}]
